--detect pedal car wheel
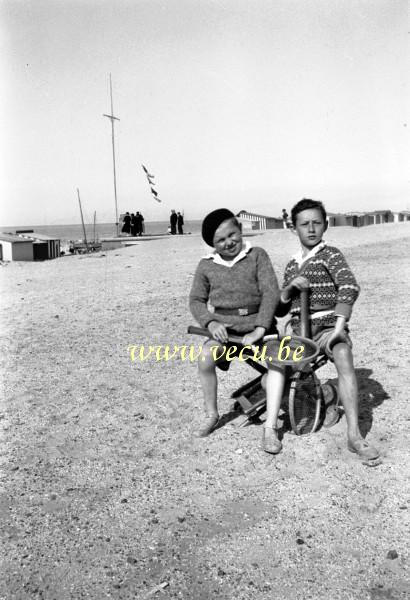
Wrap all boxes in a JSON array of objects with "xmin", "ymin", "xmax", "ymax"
[{"xmin": 289, "ymin": 369, "xmax": 322, "ymax": 435}]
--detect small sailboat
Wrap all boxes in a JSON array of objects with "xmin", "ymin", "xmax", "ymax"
[{"xmin": 69, "ymin": 191, "xmax": 102, "ymax": 254}]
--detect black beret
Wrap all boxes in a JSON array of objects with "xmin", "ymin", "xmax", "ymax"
[{"xmin": 201, "ymin": 208, "xmax": 235, "ymax": 247}]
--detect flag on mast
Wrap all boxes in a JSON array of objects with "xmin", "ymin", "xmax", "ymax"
[{"xmin": 141, "ymin": 164, "xmax": 162, "ymax": 202}]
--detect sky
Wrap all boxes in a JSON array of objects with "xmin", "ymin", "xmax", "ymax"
[{"xmin": 1, "ymin": 0, "xmax": 409, "ymax": 226}]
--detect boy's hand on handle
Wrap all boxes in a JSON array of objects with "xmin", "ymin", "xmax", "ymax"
[
  {"xmin": 282, "ymin": 276, "xmax": 310, "ymax": 302},
  {"xmin": 207, "ymin": 321, "xmax": 231, "ymax": 344},
  {"xmin": 241, "ymin": 327, "xmax": 266, "ymax": 346}
]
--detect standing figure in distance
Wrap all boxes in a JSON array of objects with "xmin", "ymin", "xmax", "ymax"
[
  {"xmin": 170, "ymin": 210, "xmax": 178, "ymax": 235},
  {"xmin": 135, "ymin": 211, "xmax": 144, "ymax": 236},
  {"xmin": 130, "ymin": 213, "xmax": 137, "ymax": 237},
  {"xmin": 177, "ymin": 212, "xmax": 184, "ymax": 235},
  {"xmin": 121, "ymin": 212, "xmax": 131, "ymax": 236},
  {"xmin": 282, "ymin": 208, "xmax": 290, "ymax": 229}
]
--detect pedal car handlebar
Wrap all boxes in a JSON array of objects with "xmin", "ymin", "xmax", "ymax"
[
  {"xmin": 300, "ymin": 289, "xmax": 311, "ymax": 338},
  {"xmin": 187, "ymin": 325, "xmax": 245, "ymax": 345}
]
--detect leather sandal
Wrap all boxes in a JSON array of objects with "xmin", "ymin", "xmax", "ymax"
[
  {"xmin": 196, "ymin": 415, "xmax": 219, "ymax": 438},
  {"xmin": 347, "ymin": 438, "xmax": 379, "ymax": 460},
  {"xmin": 261, "ymin": 426, "xmax": 282, "ymax": 455}
]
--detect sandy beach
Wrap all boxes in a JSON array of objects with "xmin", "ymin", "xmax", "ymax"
[{"xmin": 1, "ymin": 222, "xmax": 409, "ymax": 600}]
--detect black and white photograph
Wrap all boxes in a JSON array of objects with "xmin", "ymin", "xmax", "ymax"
[{"xmin": 0, "ymin": 1, "xmax": 409, "ymax": 598}]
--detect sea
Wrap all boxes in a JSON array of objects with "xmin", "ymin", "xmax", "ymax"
[{"xmin": 0, "ymin": 220, "xmax": 202, "ymax": 244}]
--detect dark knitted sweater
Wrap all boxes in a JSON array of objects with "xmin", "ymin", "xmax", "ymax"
[
  {"xmin": 189, "ymin": 247, "xmax": 280, "ymax": 333},
  {"xmin": 276, "ymin": 244, "xmax": 360, "ymax": 332}
]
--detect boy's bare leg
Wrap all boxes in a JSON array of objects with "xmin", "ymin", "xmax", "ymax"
[
  {"xmin": 262, "ymin": 366, "xmax": 285, "ymax": 454},
  {"xmin": 332, "ymin": 343, "xmax": 379, "ymax": 459},
  {"xmin": 332, "ymin": 343, "xmax": 360, "ymax": 437},
  {"xmin": 196, "ymin": 342, "xmax": 221, "ymax": 436},
  {"xmin": 264, "ymin": 367, "xmax": 285, "ymax": 428}
]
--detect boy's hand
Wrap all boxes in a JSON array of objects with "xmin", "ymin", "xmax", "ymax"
[
  {"xmin": 281, "ymin": 276, "xmax": 310, "ymax": 302},
  {"xmin": 208, "ymin": 321, "xmax": 231, "ymax": 344},
  {"xmin": 326, "ymin": 316, "xmax": 348, "ymax": 353},
  {"xmin": 241, "ymin": 327, "xmax": 266, "ymax": 346}
]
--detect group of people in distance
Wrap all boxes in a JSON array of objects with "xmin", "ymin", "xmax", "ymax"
[
  {"xmin": 121, "ymin": 211, "xmax": 145, "ymax": 236},
  {"xmin": 189, "ymin": 199, "xmax": 380, "ymax": 463},
  {"xmin": 122, "ymin": 209, "xmax": 185, "ymax": 236},
  {"xmin": 170, "ymin": 210, "xmax": 184, "ymax": 235}
]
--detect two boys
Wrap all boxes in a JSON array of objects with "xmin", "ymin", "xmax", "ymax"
[{"xmin": 190, "ymin": 200, "xmax": 379, "ymax": 461}]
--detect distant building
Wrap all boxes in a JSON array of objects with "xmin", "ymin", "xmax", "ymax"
[
  {"xmin": 237, "ymin": 210, "xmax": 283, "ymax": 230},
  {"xmin": 0, "ymin": 233, "xmax": 34, "ymax": 261},
  {"xmin": 16, "ymin": 231, "xmax": 60, "ymax": 259},
  {"xmin": 343, "ymin": 213, "xmax": 367, "ymax": 227},
  {"xmin": 0, "ymin": 231, "xmax": 60, "ymax": 261},
  {"xmin": 393, "ymin": 210, "xmax": 410, "ymax": 222},
  {"xmin": 237, "ymin": 207, "xmax": 407, "ymax": 231},
  {"xmin": 327, "ymin": 213, "xmax": 350, "ymax": 227},
  {"xmin": 343, "ymin": 211, "xmax": 394, "ymax": 227},
  {"xmin": 361, "ymin": 210, "xmax": 394, "ymax": 225}
]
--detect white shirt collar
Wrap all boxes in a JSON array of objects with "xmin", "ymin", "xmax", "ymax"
[
  {"xmin": 293, "ymin": 240, "xmax": 326, "ymax": 267},
  {"xmin": 204, "ymin": 241, "xmax": 252, "ymax": 267}
]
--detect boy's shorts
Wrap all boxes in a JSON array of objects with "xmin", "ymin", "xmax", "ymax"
[
  {"xmin": 212, "ymin": 341, "xmax": 248, "ymax": 371},
  {"xmin": 205, "ymin": 324, "xmax": 278, "ymax": 371},
  {"xmin": 313, "ymin": 326, "xmax": 352, "ymax": 360}
]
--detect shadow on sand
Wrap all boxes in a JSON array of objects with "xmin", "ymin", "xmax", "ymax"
[
  {"xmin": 215, "ymin": 367, "xmax": 389, "ymax": 438},
  {"xmin": 326, "ymin": 367, "xmax": 389, "ymax": 437}
]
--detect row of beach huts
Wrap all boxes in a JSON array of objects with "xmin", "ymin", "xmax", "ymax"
[
  {"xmin": 1, "ymin": 209, "xmax": 409, "ymax": 261},
  {"xmin": 238, "ymin": 209, "xmax": 410, "ymax": 230},
  {"xmin": 0, "ymin": 230, "xmax": 61, "ymax": 262}
]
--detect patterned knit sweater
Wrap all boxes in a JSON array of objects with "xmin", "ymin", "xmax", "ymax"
[
  {"xmin": 276, "ymin": 244, "xmax": 360, "ymax": 332},
  {"xmin": 189, "ymin": 246, "xmax": 280, "ymax": 333}
]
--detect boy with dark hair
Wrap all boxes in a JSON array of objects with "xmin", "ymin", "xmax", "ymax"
[
  {"xmin": 269, "ymin": 198, "xmax": 379, "ymax": 460},
  {"xmin": 290, "ymin": 197, "xmax": 327, "ymax": 227}
]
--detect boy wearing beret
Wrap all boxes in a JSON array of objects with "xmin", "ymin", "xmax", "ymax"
[{"xmin": 189, "ymin": 209, "xmax": 283, "ymax": 450}]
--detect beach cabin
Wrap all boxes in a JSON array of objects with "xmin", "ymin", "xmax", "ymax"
[
  {"xmin": 344, "ymin": 212, "xmax": 377, "ymax": 227},
  {"xmin": 0, "ymin": 233, "xmax": 34, "ymax": 261},
  {"xmin": 362, "ymin": 210, "xmax": 394, "ymax": 225},
  {"xmin": 327, "ymin": 213, "xmax": 337, "ymax": 227},
  {"xmin": 393, "ymin": 211, "xmax": 410, "ymax": 223},
  {"xmin": 0, "ymin": 231, "xmax": 61, "ymax": 261},
  {"xmin": 237, "ymin": 210, "xmax": 283, "ymax": 230},
  {"xmin": 15, "ymin": 231, "xmax": 61, "ymax": 259},
  {"xmin": 327, "ymin": 213, "xmax": 351, "ymax": 227},
  {"xmin": 347, "ymin": 213, "xmax": 364, "ymax": 227}
]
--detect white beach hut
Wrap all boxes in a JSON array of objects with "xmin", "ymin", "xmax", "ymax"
[{"xmin": 0, "ymin": 233, "xmax": 34, "ymax": 261}]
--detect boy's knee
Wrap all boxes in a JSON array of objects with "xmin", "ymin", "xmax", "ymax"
[
  {"xmin": 332, "ymin": 343, "xmax": 354, "ymax": 367},
  {"xmin": 198, "ymin": 352, "xmax": 215, "ymax": 372},
  {"xmin": 199, "ymin": 344, "xmax": 220, "ymax": 371}
]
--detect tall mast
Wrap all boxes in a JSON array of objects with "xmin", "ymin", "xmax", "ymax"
[
  {"xmin": 103, "ymin": 74, "xmax": 120, "ymax": 236},
  {"xmin": 77, "ymin": 188, "xmax": 89, "ymax": 252}
]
